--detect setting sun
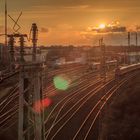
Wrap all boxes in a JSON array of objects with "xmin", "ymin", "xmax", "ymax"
[{"xmin": 99, "ymin": 23, "xmax": 106, "ymax": 29}]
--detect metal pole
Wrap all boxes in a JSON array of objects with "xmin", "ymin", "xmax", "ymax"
[
  {"xmin": 128, "ymin": 32, "xmax": 130, "ymax": 47},
  {"xmin": 18, "ymin": 34, "xmax": 45, "ymax": 139},
  {"xmin": 18, "ymin": 35, "xmax": 27, "ymax": 140},
  {"xmin": 135, "ymin": 32, "xmax": 139, "ymax": 63},
  {"xmin": 100, "ymin": 38, "xmax": 106, "ymax": 83},
  {"xmin": 4, "ymin": 0, "xmax": 8, "ymax": 64},
  {"xmin": 31, "ymin": 23, "xmax": 38, "ymax": 62},
  {"xmin": 136, "ymin": 32, "xmax": 138, "ymax": 47},
  {"xmin": 18, "ymin": 66, "xmax": 24, "ymax": 140},
  {"xmin": 115, "ymin": 56, "xmax": 120, "ymax": 84},
  {"xmin": 127, "ymin": 32, "xmax": 131, "ymax": 64},
  {"xmin": 19, "ymin": 35, "xmax": 25, "ymax": 63},
  {"xmin": 8, "ymin": 35, "xmax": 15, "ymax": 71}
]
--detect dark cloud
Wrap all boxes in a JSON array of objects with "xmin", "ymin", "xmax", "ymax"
[
  {"xmin": 91, "ymin": 21, "xmax": 127, "ymax": 33},
  {"xmin": 92, "ymin": 26, "xmax": 127, "ymax": 33}
]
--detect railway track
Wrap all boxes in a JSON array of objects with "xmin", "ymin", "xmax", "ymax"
[
  {"xmin": 0, "ymin": 67, "xmax": 116, "ymax": 136},
  {"xmin": 44, "ymin": 71, "xmax": 139, "ymax": 140},
  {"xmin": 48, "ymin": 64, "xmax": 86, "ymax": 77},
  {"xmin": 0, "ymin": 71, "xmax": 19, "ymax": 83},
  {"xmin": 1, "ymin": 63, "xmax": 139, "ymax": 139},
  {"xmin": 0, "ymin": 64, "xmax": 92, "ymax": 134},
  {"xmin": 44, "ymin": 75, "xmax": 102, "ymax": 126},
  {"xmin": 0, "ymin": 84, "xmax": 19, "ymax": 134},
  {"xmin": 43, "ymin": 64, "xmax": 88, "ymax": 89},
  {"xmin": 43, "ymin": 69, "xmax": 96, "ymax": 97},
  {"xmin": 0, "ymin": 64, "xmax": 86, "ymax": 85},
  {"xmin": 72, "ymin": 72, "xmax": 139, "ymax": 140},
  {"xmin": 44, "ymin": 77, "xmax": 112, "ymax": 139}
]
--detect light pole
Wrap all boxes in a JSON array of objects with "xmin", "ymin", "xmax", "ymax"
[{"xmin": 100, "ymin": 38, "xmax": 106, "ymax": 83}]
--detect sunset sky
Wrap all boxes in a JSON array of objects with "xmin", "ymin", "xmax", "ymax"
[{"xmin": 0, "ymin": 0, "xmax": 140, "ymax": 46}]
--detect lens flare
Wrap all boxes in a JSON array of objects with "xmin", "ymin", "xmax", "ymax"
[
  {"xmin": 53, "ymin": 75, "xmax": 70, "ymax": 90},
  {"xmin": 34, "ymin": 98, "xmax": 52, "ymax": 113}
]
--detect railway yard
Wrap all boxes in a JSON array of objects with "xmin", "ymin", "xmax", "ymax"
[{"xmin": 0, "ymin": 61, "xmax": 140, "ymax": 140}]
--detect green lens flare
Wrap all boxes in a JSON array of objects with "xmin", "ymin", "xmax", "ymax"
[{"xmin": 53, "ymin": 76, "xmax": 69, "ymax": 90}]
